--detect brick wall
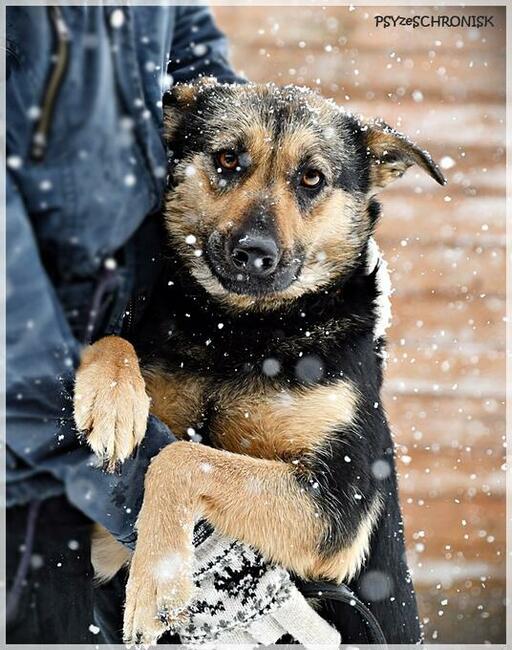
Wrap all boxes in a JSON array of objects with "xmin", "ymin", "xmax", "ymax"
[{"xmin": 212, "ymin": 6, "xmax": 506, "ymax": 643}]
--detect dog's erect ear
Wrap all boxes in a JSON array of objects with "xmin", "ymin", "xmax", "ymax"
[
  {"xmin": 365, "ymin": 121, "xmax": 446, "ymax": 189},
  {"xmin": 162, "ymin": 77, "xmax": 218, "ymax": 140}
]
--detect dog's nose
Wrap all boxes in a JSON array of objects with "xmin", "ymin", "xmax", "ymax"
[{"xmin": 230, "ymin": 234, "xmax": 279, "ymax": 276}]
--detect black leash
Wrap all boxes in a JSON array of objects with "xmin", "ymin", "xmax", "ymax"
[{"xmin": 298, "ymin": 580, "xmax": 388, "ymax": 648}]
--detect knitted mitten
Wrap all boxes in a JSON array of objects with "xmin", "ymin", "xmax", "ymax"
[{"xmin": 177, "ymin": 526, "xmax": 340, "ymax": 648}]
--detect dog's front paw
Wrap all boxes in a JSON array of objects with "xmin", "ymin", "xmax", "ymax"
[
  {"xmin": 73, "ymin": 336, "xmax": 150, "ymax": 471},
  {"xmin": 123, "ymin": 547, "xmax": 194, "ymax": 646}
]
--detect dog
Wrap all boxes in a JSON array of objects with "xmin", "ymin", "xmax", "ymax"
[{"xmin": 74, "ymin": 78, "xmax": 445, "ymax": 645}]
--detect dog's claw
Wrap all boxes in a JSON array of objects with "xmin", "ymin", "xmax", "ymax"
[
  {"xmin": 101, "ymin": 456, "xmax": 122, "ymax": 474},
  {"xmin": 123, "ymin": 630, "xmax": 156, "ymax": 648}
]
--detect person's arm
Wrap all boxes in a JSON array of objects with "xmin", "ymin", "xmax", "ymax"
[
  {"xmin": 6, "ymin": 172, "xmax": 173, "ymax": 546},
  {"xmin": 168, "ymin": 5, "xmax": 245, "ymax": 84}
]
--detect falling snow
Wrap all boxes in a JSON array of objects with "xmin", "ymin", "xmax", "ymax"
[{"xmin": 5, "ymin": 4, "xmax": 504, "ymax": 645}]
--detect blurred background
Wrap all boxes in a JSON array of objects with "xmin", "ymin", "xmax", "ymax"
[{"xmin": 213, "ymin": 5, "xmax": 506, "ymax": 643}]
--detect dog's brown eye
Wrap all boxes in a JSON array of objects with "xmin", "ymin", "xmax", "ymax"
[
  {"xmin": 301, "ymin": 169, "xmax": 324, "ymax": 189},
  {"xmin": 217, "ymin": 150, "xmax": 239, "ymax": 171}
]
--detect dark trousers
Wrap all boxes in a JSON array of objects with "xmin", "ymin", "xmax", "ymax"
[
  {"xmin": 6, "ymin": 496, "xmax": 99, "ymax": 644},
  {"xmin": 6, "ymin": 496, "xmax": 178, "ymax": 645}
]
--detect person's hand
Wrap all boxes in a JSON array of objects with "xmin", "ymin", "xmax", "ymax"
[{"xmin": 177, "ymin": 528, "xmax": 340, "ymax": 648}]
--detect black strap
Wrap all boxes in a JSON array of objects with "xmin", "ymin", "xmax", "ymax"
[{"xmin": 298, "ymin": 580, "xmax": 388, "ymax": 648}]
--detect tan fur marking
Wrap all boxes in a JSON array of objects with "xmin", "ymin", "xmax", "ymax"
[
  {"xmin": 274, "ymin": 128, "xmax": 320, "ymax": 173},
  {"xmin": 170, "ymin": 78, "xmax": 218, "ymax": 109},
  {"xmin": 73, "ymin": 336, "xmax": 150, "ymax": 470},
  {"xmin": 212, "ymin": 379, "xmax": 359, "ymax": 460},
  {"xmin": 302, "ymin": 189, "xmax": 367, "ymax": 269},
  {"xmin": 143, "ymin": 367, "xmax": 207, "ymax": 439},
  {"xmin": 245, "ymin": 123, "xmax": 274, "ymax": 168},
  {"xmin": 271, "ymin": 179, "xmax": 301, "ymax": 250},
  {"xmin": 91, "ymin": 524, "xmax": 131, "ymax": 583},
  {"xmin": 312, "ymin": 496, "xmax": 383, "ymax": 582},
  {"xmin": 145, "ymin": 368, "xmax": 358, "ymax": 461}
]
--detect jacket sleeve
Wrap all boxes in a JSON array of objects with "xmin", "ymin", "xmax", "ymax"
[
  {"xmin": 168, "ymin": 5, "xmax": 245, "ymax": 84},
  {"xmin": 6, "ymin": 172, "xmax": 174, "ymax": 546}
]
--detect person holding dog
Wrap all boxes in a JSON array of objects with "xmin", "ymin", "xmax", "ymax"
[{"xmin": 6, "ymin": 6, "xmax": 422, "ymax": 646}]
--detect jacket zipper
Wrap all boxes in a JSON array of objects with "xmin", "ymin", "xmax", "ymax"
[{"xmin": 31, "ymin": 7, "xmax": 70, "ymax": 161}]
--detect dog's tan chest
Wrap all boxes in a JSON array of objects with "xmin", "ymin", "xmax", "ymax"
[
  {"xmin": 143, "ymin": 368, "xmax": 208, "ymax": 438},
  {"xmin": 144, "ymin": 367, "xmax": 358, "ymax": 460}
]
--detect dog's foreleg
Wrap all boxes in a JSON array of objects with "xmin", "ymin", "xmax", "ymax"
[{"xmin": 123, "ymin": 440, "xmax": 379, "ymax": 644}]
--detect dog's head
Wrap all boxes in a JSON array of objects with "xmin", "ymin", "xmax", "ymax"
[{"xmin": 163, "ymin": 79, "xmax": 445, "ymax": 310}]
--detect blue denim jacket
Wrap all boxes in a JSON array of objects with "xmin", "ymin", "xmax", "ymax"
[{"xmin": 6, "ymin": 6, "xmax": 240, "ymax": 546}]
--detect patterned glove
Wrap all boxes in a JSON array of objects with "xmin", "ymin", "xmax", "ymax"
[{"xmin": 177, "ymin": 526, "xmax": 340, "ymax": 648}]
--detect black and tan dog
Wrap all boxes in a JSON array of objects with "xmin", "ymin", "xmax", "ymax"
[{"xmin": 74, "ymin": 79, "xmax": 445, "ymax": 645}]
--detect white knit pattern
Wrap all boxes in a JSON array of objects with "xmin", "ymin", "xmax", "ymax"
[{"xmin": 178, "ymin": 531, "xmax": 340, "ymax": 648}]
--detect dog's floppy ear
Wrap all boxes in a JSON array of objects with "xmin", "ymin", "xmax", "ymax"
[
  {"xmin": 162, "ymin": 77, "xmax": 218, "ymax": 140},
  {"xmin": 365, "ymin": 120, "xmax": 446, "ymax": 189}
]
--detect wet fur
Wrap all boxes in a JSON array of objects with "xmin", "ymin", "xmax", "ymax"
[{"xmin": 76, "ymin": 80, "xmax": 445, "ymax": 644}]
